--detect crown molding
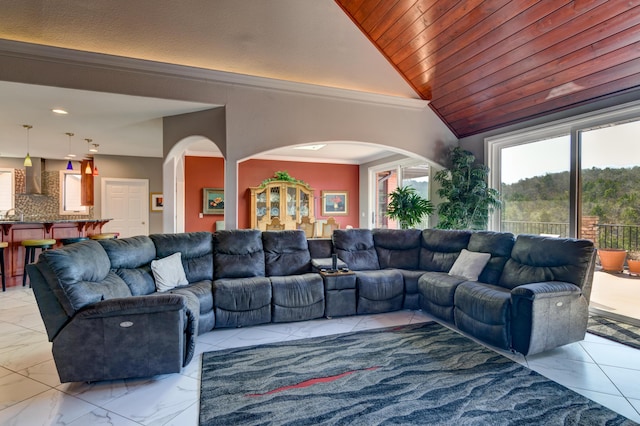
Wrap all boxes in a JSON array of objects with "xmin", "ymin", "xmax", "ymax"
[{"xmin": 0, "ymin": 39, "xmax": 428, "ymax": 110}]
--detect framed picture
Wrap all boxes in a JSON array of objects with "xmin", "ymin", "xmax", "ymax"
[
  {"xmin": 322, "ymin": 190, "xmax": 348, "ymax": 216},
  {"xmin": 203, "ymin": 188, "xmax": 224, "ymax": 214},
  {"xmin": 150, "ymin": 193, "xmax": 164, "ymax": 212}
]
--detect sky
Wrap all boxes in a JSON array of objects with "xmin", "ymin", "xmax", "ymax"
[{"xmin": 500, "ymin": 120, "xmax": 640, "ymax": 184}]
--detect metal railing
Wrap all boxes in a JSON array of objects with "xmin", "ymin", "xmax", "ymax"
[
  {"xmin": 501, "ymin": 221, "xmax": 640, "ymax": 251},
  {"xmin": 596, "ymin": 224, "xmax": 640, "ymax": 251},
  {"xmin": 501, "ymin": 221, "xmax": 569, "ymax": 237}
]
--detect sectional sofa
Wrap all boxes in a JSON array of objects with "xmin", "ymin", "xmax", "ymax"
[{"xmin": 27, "ymin": 228, "xmax": 596, "ymax": 383}]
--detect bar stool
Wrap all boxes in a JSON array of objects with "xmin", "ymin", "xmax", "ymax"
[
  {"xmin": 22, "ymin": 239, "xmax": 56, "ymax": 287},
  {"xmin": 0, "ymin": 241, "xmax": 7, "ymax": 292},
  {"xmin": 89, "ymin": 233, "xmax": 119, "ymax": 240},
  {"xmin": 60, "ymin": 237, "xmax": 89, "ymax": 245}
]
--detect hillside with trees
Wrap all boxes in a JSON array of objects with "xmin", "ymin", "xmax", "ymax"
[{"xmin": 501, "ymin": 166, "xmax": 640, "ymax": 225}]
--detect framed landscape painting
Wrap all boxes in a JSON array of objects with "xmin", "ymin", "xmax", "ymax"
[
  {"xmin": 322, "ymin": 191, "xmax": 348, "ymax": 215},
  {"xmin": 203, "ymin": 188, "xmax": 224, "ymax": 214}
]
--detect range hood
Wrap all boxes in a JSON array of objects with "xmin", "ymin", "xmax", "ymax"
[{"xmin": 24, "ymin": 157, "xmax": 45, "ymax": 195}]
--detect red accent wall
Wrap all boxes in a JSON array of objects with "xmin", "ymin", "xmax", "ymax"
[
  {"xmin": 238, "ymin": 159, "xmax": 359, "ymax": 229},
  {"xmin": 185, "ymin": 156, "xmax": 225, "ymax": 232}
]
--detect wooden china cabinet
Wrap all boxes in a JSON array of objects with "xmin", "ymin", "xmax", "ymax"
[{"xmin": 249, "ymin": 180, "xmax": 315, "ymax": 231}]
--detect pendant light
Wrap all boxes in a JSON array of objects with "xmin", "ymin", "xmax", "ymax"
[
  {"xmin": 84, "ymin": 138, "xmax": 98, "ymax": 175},
  {"xmin": 23, "ymin": 124, "xmax": 33, "ymax": 167},
  {"xmin": 65, "ymin": 132, "xmax": 75, "ymax": 170}
]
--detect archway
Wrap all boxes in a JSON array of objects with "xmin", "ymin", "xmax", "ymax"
[{"xmin": 164, "ymin": 136, "xmax": 222, "ymax": 233}]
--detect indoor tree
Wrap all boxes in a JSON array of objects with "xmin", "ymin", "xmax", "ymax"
[
  {"xmin": 434, "ymin": 147, "xmax": 501, "ymax": 230},
  {"xmin": 386, "ymin": 186, "xmax": 433, "ymax": 229}
]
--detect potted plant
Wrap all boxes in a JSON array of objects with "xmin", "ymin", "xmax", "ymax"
[
  {"xmin": 598, "ymin": 248, "xmax": 627, "ymax": 273},
  {"xmin": 386, "ymin": 186, "xmax": 433, "ymax": 229},
  {"xmin": 627, "ymin": 251, "xmax": 640, "ymax": 275},
  {"xmin": 434, "ymin": 147, "xmax": 501, "ymax": 230}
]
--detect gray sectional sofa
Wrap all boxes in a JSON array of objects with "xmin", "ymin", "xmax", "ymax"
[{"xmin": 27, "ymin": 228, "xmax": 596, "ymax": 383}]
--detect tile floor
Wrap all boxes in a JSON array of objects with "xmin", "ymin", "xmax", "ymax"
[{"xmin": 0, "ymin": 286, "xmax": 638, "ymax": 425}]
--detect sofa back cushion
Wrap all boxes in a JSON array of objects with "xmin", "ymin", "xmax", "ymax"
[
  {"xmin": 99, "ymin": 236, "xmax": 157, "ymax": 295},
  {"xmin": 333, "ymin": 229, "xmax": 380, "ymax": 271},
  {"xmin": 151, "ymin": 232, "xmax": 213, "ymax": 282},
  {"xmin": 498, "ymin": 234, "xmax": 595, "ymax": 290},
  {"xmin": 263, "ymin": 230, "xmax": 311, "ymax": 276},
  {"xmin": 467, "ymin": 231, "xmax": 515, "ymax": 285},
  {"xmin": 39, "ymin": 240, "xmax": 132, "ymax": 315},
  {"xmin": 213, "ymin": 229, "xmax": 265, "ymax": 279},
  {"xmin": 419, "ymin": 229, "xmax": 472, "ymax": 272},
  {"xmin": 373, "ymin": 229, "xmax": 421, "ymax": 270}
]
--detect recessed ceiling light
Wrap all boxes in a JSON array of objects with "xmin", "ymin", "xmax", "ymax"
[
  {"xmin": 293, "ymin": 144, "xmax": 326, "ymax": 151},
  {"xmin": 52, "ymin": 108, "xmax": 68, "ymax": 115}
]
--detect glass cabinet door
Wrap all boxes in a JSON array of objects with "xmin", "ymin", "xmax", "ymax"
[{"xmin": 269, "ymin": 186, "xmax": 280, "ymax": 218}]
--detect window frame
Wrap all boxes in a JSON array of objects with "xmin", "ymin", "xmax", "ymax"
[
  {"xmin": 0, "ymin": 168, "xmax": 15, "ymax": 214},
  {"xmin": 59, "ymin": 170, "xmax": 88, "ymax": 215}
]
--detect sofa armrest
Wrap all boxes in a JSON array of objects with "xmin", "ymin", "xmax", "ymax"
[
  {"xmin": 511, "ymin": 281, "xmax": 582, "ymax": 300},
  {"xmin": 510, "ymin": 281, "xmax": 588, "ymax": 356},
  {"xmin": 76, "ymin": 294, "xmax": 187, "ymax": 319}
]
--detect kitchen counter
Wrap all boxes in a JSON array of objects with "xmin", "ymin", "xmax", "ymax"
[{"xmin": 0, "ymin": 218, "xmax": 112, "ymax": 287}]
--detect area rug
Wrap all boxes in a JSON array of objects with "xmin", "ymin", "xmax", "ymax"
[
  {"xmin": 200, "ymin": 322, "xmax": 633, "ymax": 425},
  {"xmin": 588, "ymin": 316, "xmax": 640, "ymax": 350}
]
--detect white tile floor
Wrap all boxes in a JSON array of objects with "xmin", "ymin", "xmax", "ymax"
[{"xmin": 0, "ymin": 286, "xmax": 638, "ymax": 425}]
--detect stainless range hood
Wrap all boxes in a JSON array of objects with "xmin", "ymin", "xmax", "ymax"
[{"xmin": 24, "ymin": 157, "xmax": 45, "ymax": 195}]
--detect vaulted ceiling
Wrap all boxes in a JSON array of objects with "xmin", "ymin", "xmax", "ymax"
[{"xmin": 336, "ymin": 0, "xmax": 640, "ymax": 138}]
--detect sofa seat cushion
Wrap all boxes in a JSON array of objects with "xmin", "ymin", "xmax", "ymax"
[
  {"xmin": 355, "ymin": 269, "xmax": 404, "ymax": 314},
  {"xmin": 270, "ymin": 273, "xmax": 324, "ymax": 322},
  {"xmin": 454, "ymin": 282, "xmax": 512, "ymax": 350},
  {"xmin": 213, "ymin": 277, "xmax": 271, "ymax": 328},
  {"xmin": 166, "ymin": 282, "xmax": 214, "ymax": 334},
  {"xmin": 418, "ymin": 272, "xmax": 467, "ymax": 322}
]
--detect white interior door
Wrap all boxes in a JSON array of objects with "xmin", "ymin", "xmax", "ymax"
[{"xmin": 101, "ymin": 178, "xmax": 149, "ymax": 237}]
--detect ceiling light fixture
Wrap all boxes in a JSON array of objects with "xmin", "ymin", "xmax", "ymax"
[
  {"xmin": 65, "ymin": 132, "xmax": 75, "ymax": 170},
  {"xmin": 89, "ymin": 143, "xmax": 99, "ymax": 153},
  {"xmin": 293, "ymin": 144, "xmax": 326, "ymax": 151},
  {"xmin": 52, "ymin": 108, "xmax": 68, "ymax": 115},
  {"xmin": 23, "ymin": 124, "xmax": 33, "ymax": 167}
]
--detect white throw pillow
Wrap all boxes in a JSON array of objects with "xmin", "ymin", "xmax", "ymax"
[
  {"xmin": 448, "ymin": 249, "xmax": 491, "ymax": 282},
  {"xmin": 151, "ymin": 252, "xmax": 189, "ymax": 292}
]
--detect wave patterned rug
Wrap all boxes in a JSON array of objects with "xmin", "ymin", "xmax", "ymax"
[
  {"xmin": 588, "ymin": 316, "xmax": 640, "ymax": 350},
  {"xmin": 200, "ymin": 322, "xmax": 633, "ymax": 425}
]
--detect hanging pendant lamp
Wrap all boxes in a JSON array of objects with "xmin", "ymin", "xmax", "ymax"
[
  {"xmin": 23, "ymin": 124, "xmax": 33, "ymax": 167},
  {"xmin": 65, "ymin": 132, "xmax": 75, "ymax": 170}
]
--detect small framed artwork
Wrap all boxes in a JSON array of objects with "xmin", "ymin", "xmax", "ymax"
[
  {"xmin": 322, "ymin": 191, "xmax": 348, "ymax": 216},
  {"xmin": 203, "ymin": 188, "xmax": 225, "ymax": 214},
  {"xmin": 150, "ymin": 193, "xmax": 164, "ymax": 212}
]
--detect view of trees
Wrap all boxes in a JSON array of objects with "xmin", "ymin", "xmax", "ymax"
[{"xmin": 502, "ymin": 166, "xmax": 640, "ymax": 225}]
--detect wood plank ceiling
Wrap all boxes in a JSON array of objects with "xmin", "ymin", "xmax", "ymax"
[{"xmin": 335, "ymin": 0, "xmax": 640, "ymax": 138}]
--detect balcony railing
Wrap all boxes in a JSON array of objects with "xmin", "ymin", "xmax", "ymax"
[
  {"xmin": 501, "ymin": 221, "xmax": 640, "ymax": 251},
  {"xmin": 501, "ymin": 221, "xmax": 569, "ymax": 237},
  {"xmin": 596, "ymin": 224, "xmax": 640, "ymax": 251}
]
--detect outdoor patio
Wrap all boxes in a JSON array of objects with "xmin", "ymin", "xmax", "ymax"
[{"xmin": 590, "ymin": 270, "xmax": 640, "ymax": 324}]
